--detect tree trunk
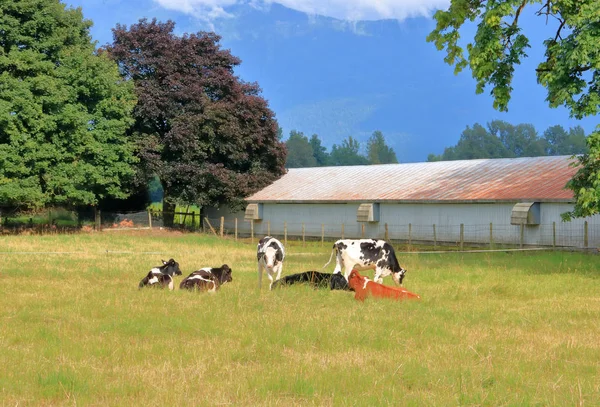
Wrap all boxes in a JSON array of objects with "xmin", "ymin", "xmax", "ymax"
[{"xmin": 163, "ymin": 200, "xmax": 176, "ymax": 228}]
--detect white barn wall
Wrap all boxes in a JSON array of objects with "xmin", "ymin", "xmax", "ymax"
[{"xmin": 205, "ymin": 202, "xmax": 600, "ymax": 248}]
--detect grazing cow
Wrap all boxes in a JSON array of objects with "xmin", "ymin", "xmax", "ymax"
[
  {"xmin": 138, "ymin": 258, "xmax": 183, "ymax": 290},
  {"xmin": 179, "ymin": 264, "xmax": 233, "ymax": 292},
  {"xmin": 257, "ymin": 236, "xmax": 285, "ymax": 289},
  {"xmin": 348, "ymin": 269, "xmax": 420, "ymax": 302},
  {"xmin": 271, "ymin": 271, "xmax": 350, "ymax": 291},
  {"xmin": 323, "ymin": 239, "xmax": 407, "ymax": 285}
]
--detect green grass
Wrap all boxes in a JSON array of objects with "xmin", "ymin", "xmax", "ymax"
[{"xmin": 1, "ymin": 231, "xmax": 599, "ymax": 405}]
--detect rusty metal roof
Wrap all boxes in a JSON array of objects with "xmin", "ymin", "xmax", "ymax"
[{"xmin": 247, "ymin": 156, "xmax": 579, "ymax": 203}]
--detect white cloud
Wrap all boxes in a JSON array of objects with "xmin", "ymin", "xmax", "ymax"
[{"xmin": 153, "ymin": 0, "xmax": 450, "ymax": 22}]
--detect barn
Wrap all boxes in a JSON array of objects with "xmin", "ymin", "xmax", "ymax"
[{"xmin": 205, "ymin": 156, "xmax": 599, "ymax": 249}]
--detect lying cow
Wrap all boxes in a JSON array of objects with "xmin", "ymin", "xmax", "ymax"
[
  {"xmin": 138, "ymin": 258, "xmax": 183, "ymax": 290},
  {"xmin": 348, "ymin": 269, "xmax": 420, "ymax": 302},
  {"xmin": 257, "ymin": 236, "xmax": 285, "ymax": 289},
  {"xmin": 271, "ymin": 271, "xmax": 350, "ymax": 291},
  {"xmin": 323, "ymin": 239, "xmax": 407, "ymax": 285},
  {"xmin": 179, "ymin": 264, "xmax": 233, "ymax": 292}
]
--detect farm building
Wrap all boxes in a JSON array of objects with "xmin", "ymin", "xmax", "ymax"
[{"xmin": 205, "ymin": 155, "xmax": 600, "ymax": 249}]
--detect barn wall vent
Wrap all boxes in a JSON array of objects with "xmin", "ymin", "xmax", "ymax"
[
  {"xmin": 510, "ymin": 202, "xmax": 540, "ymax": 225},
  {"xmin": 357, "ymin": 203, "xmax": 380, "ymax": 222},
  {"xmin": 244, "ymin": 203, "xmax": 263, "ymax": 221}
]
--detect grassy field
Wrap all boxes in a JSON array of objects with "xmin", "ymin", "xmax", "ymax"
[{"xmin": 1, "ymin": 231, "xmax": 599, "ymax": 406}]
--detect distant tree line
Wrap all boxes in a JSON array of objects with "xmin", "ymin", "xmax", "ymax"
[
  {"xmin": 285, "ymin": 130, "xmax": 398, "ymax": 168},
  {"xmin": 427, "ymin": 121, "xmax": 588, "ymax": 162}
]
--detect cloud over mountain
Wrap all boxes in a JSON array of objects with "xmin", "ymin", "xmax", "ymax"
[{"xmin": 153, "ymin": 0, "xmax": 450, "ymax": 21}]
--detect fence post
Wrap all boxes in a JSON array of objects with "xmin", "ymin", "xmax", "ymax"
[
  {"xmin": 460, "ymin": 223, "xmax": 464, "ymax": 251},
  {"xmin": 220, "ymin": 216, "xmax": 224, "ymax": 237},
  {"xmin": 250, "ymin": 220, "xmax": 254, "ymax": 243},
  {"xmin": 553, "ymin": 221, "xmax": 556, "ymax": 248},
  {"xmin": 584, "ymin": 221, "xmax": 588, "ymax": 248},
  {"xmin": 191, "ymin": 213, "xmax": 196, "ymax": 230},
  {"xmin": 258, "ymin": 264, "xmax": 263, "ymax": 291},
  {"xmin": 408, "ymin": 223, "xmax": 412, "ymax": 249},
  {"xmin": 95, "ymin": 208, "xmax": 101, "ymax": 230},
  {"xmin": 520, "ymin": 223, "xmax": 524, "ymax": 249},
  {"xmin": 321, "ymin": 224, "xmax": 324, "ymax": 246},
  {"xmin": 284, "ymin": 222, "xmax": 287, "ymax": 245},
  {"xmin": 361, "ymin": 223, "xmax": 365, "ymax": 238},
  {"xmin": 341, "ymin": 223, "xmax": 345, "ymax": 239},
  {"xmin": 385, "ymin": 223, "xmax": 389, "ymax": 241},
  {"xmin": 489, "ymin": 222, "xmax": 493, "ymax": 249},
  {"xmin": 148, "ymin": 210, "xmax": 153, "ymax": 229},
  {"xmin": 235, "ymin": 218, "xmax": 238, "ymax": 241},
  {"xmin": 267, "ymin": 220, "xmax": 270, "ymax": 236},
  {"xmin": 433, "ymin": 224, "xmax": 437, "ymax": 249},
  {"xmin": 302, "ymin": 222, "xmax": 305, "ymax": 246}
]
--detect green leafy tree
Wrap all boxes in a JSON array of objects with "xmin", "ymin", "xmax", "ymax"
[
  {"xmin": 309, "ymin": 134, "xmax": 330, "ymax": 167},
  {"xmin": 0, "ymin": 0, "xmax": 137, "ymax": 210},
  {"xmin": 285, "ymin": 130, "xmax": 317, "ymax": 168},
  {"xmin": 366, "ymin": 131, "xmax": 398, "ymax": 164},
  {"xmin": 428, "ymin": 123, "xmax": 509, "ymax": 161},
  {"xmin": 488, "ymin": 121, "xmax": 546, "ymax": 157},
  {"xmin": 109, "ymin": 19, "xmax": 286, "ymax": 226},
  {"xmin": 330, "ymin": 136, "xmax": 370, "ymax": 166},
  {"xmin": 544, "ymin": 125, "xmax": 588, "ymax": 155},
  {"xmin": 427, "ymin": 0, "xmax": 600, "ymax": 219}
]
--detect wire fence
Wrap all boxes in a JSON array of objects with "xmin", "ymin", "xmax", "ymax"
[{"xmin": 1, "ymin": 209, "xmax": 598, "ymax": 250}]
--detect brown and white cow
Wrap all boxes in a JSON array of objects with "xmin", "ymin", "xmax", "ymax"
[
  {"xmin": 322, "ymin": 239, "xmax": 407, "ymax": 285},
  {"xmin": 179, "ymin": 264, "xmax": 233, "ymax": 292},
  {"xmin": 138, "ymin": 259, "xmax": 183, "ymax": 290},
  {"xmin": 348, "ymin": 269, "xmax": 420, "ymax": 302}
]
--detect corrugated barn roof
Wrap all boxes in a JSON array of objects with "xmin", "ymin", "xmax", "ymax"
[{"xmin": 247, "ymin": 156, "xmax": 578, "ymax": 203}]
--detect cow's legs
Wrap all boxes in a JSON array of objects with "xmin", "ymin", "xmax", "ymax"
[
  {"xmin": 274, "ymin": 263, "xmax": 283, "ymax": 282},
  {"xmin": 258, "ymin": 261, "xmax": 264, "ymax": 290},
  {"xmin": 373, "ymin": 269, "xmax": 384, "ymax": 284}
]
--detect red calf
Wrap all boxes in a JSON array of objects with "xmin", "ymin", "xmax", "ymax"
[{"xmin": 348, "ymin": 269, "xmax": 420, "ymax": 302}]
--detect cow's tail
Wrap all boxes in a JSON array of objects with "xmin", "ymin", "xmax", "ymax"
[{"xmin": 321, "ymin": 243, "xmax": 337, "ymax": 271}]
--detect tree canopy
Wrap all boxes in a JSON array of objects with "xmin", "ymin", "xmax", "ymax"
[
  {"xmin": 330, "ymin": 136, "xmax": 370, "ymax": 166},
  {"xmin": 285, "ymin": 130, "xmax": 317, "ymax": 168},
  {"xmin": 428, "ymin": 121, "xmax": 588, "ymax": 161},
  {"xmin": 366, "ymin": 131, "xmax": 398, "ymax": 164},
  {"xmin": 108, "ymin": 19, "xmax": 286, "ymax": 221},
  {"xmin": 0, "ymin": 0, "xmax": 137, "ymax": 210},
  {"xmin": 427, "ymin": 0, "xmax": 600, "ymax": 219}
]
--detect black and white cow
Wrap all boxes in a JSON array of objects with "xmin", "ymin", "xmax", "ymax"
[
  {"xmin": 257, "ymin": 236, "xmax": 285, "ymax": 289},
  {"xmin": 179, "ymin": 264, "xmax": 233, "ymax": 292},
  {"xmin": 323, "ymin": 239, "xmax": 407, "ymax": 285},
  {"xmin": 271, "ymin": 271, "xmax": 350, "ymax": 291},
  {"xmin": 138, "ymin": 258, "xmax": 183, "ymax": 290}
]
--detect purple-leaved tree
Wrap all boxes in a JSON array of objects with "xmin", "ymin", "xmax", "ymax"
[{"xmin": 108, "ymin": 19, "xmax": 286, "ymax": 226}]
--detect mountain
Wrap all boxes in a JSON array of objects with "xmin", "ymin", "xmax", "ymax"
[{"xmin": 70, "ymin": 1, "xmax": 597, "ymax": 163}]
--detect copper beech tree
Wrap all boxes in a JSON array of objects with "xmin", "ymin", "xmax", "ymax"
[{"xmin": 108, "ymin": 19, "xmax": 286, "ymax": 225}]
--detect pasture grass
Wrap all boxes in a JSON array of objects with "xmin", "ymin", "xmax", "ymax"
[{"xmin": 0, "ymin": 231, "xmax": 599, "ymax": 406}]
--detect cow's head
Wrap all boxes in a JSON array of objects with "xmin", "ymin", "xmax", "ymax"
[
  {"xmin": 347, "ymin": 269, "xmax": 365, "ymax": 292},
  {"xmin": 218, "ymin": 264, "xmax": 233, "ymax": 284},
  {"xmin": 262, "ymin": 245, "xmax": 282, "ymax": 270},
  {"xmin": 392, "ymin": 266, "xmax": 407, "ymax": 286},
  {"xmin": 162, "ymin": 259, "xmax": 183, "ymax": 276}
]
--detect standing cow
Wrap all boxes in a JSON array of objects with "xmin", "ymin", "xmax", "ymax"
[
  {"xmin": 322, "ymin": 239, "xmax": 407, "ymax": 285},
  {"xmin": 257, "ymin": 236, "xmax": 285, "ymax": 289}
]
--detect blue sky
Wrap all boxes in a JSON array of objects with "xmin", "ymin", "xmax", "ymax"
[{"xmin": 64, "ymin": 0, "xmax": 597, "ymax": 162}]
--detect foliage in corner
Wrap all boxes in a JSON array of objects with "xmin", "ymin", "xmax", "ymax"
[
  {"xmin": 0, "ymin": 0, "xmax": 137, "ymax": 210},
  {"xmin": 427, "ymin": 0, "xmax": 600, "ymax": 219}
]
